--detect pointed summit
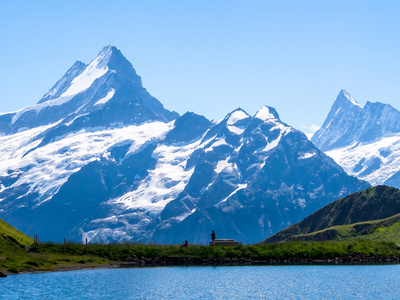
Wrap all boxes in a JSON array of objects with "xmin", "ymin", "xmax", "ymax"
[
  {"xmin": 312, "ymin": 89, "xmax": 363, "ymax": 151},
  {"xmin": 0, "ymin": 46, "xmax": 178, "ymax": 135},
  {"xmin": 96, "ymin": 44, "xmax": 117, "ymax": 57},
  {"xmin": 312, "ymin": 89, "xmax": 400, "ymax": 151},
  {"xmin": 91, "ymin": 45, "xmax": 126, "ymax": 66},
  {"xmin": 94, "ymin": 45, "xmax": 137, "ymax": 76},
  {"xmin": 335, "ymin": 89, "xmax": 361, "ymax": 108},
  {"xmin": 92, "ymin": 45, "xmax": 115, "ymax": 67},
  {"xmin": 39, "ymin": 45, "xmax": 141, "ymax": 102}
]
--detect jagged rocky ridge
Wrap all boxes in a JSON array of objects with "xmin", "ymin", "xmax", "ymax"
[
  {"xmin": 312, "ymin": 90, "xmax": 400, "ymax": 188},
  {"xmin": 0, "ymin": 47, "xmax": 369, "ymax": 244}
]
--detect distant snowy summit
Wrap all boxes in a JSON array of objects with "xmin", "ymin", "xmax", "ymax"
[
  {"xmin": 312, "ymin": 90, "xmax": 400, "ymax": 187},
  {"xmin": 312, "ymin": 89, "xmax": 400, "ymax": 151},
  {"xmin": 0, "ymin": 46, "xmax": 368, "ymax": 245}
]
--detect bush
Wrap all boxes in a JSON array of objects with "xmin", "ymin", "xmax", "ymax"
[
  {"xmin": 26, "ymin": 260, "xmax": 40, "ymax": 267},
  {"xmin": 7, "ymin": 267, "xmax": 18, "ymax": 273}
]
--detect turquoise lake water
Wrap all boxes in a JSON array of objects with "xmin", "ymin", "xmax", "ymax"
[{"xmin": 1, "ymin": 265, "xmax": 400, "ymax": 299}]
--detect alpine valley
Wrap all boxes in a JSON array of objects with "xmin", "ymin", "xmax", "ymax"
[{"xmin": 0, "ymin": 46, "xmax": 369, "ymax": 244}]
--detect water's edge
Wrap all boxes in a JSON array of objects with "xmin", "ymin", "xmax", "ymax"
[
  {"xmin": 4, "ymin": 254, "xmax": 400, "ymax": 278},
  {"xmin": 120, "ymin": 255, "xmax": 400, "ymax": 267}
]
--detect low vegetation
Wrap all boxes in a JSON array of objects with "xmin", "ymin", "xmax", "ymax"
[
  {"xmin": 34, "ymin": 240, "xmax": 400, "ymax": 260},
  {"xmin": 2, "ymin": 240, "xmax": 400, "ymax": 276},
  {"xmin": 285, "ymin": 213, "xmax": 400, "ymax": 243},
  {"xmin": 0, "ymin": 239, "xmax": 110, "ymax": 275}
]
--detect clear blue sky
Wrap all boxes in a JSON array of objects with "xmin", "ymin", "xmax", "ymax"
[{"xmin": 1, "ymin": 1, "xmax": 400, "ymax": 134}]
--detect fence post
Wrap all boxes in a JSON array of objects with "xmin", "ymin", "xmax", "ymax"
[{"xmin": 86, "ymin": 238, "xmax": 88, "ymax": 249}]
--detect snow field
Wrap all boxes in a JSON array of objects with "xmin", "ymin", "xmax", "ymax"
[
  {"xmin": 327, "ymin": 134, "xmax": 400, "ymax": 185},
  {"xmin": 0, "ymin": 121, "xmax": 172, "ymax": 205},
  {"xmin": 112, "ymin": 139, "xmax": 202, "ymax": 213}
]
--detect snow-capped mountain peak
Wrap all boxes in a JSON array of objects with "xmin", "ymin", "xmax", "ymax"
[
  {"xmin": 312, "ymin": 90, "xmax": 363, "ymax": 151},
  {"xmin": 0, "ymin": 46, "xmax": 178, "ymax": 135},
  {"xmin": 312, "ymin": 89, "xmax": 400, "ymax": 188},
  {"xmin": 313, "ymin": 90, "xmax": 400, "ymax": 151},
  {"xmin": 40, "ymin": 45, "xmax": 137, "ymax": 102}
]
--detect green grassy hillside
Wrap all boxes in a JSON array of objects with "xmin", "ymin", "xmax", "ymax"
[
  {"xmin": 0, "ymin": 219, "xmax": 110, "ymax": 275},
  {"xmin": 264, "ymin": 185, "xmax": 400, "ymax": 243},
  {"xmin": 0, "ymin": 218, "xmax": 33, "ymax": 247},
  {"xmin": 277, "ymin": 213, "xmax": 400, "ymax": 243},
  {"xmin": 0, "ymin": 218, "xmax": 35, "ymax": 275}
]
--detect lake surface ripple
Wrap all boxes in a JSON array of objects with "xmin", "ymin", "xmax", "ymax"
[{"xmin": 2, "ymin": 265, "xmax": 400, "ymax": 299}]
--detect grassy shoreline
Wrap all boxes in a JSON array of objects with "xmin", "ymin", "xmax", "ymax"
[{"xmin": 2, "ymin": 240, "xmax": 400, "ymax": 276}]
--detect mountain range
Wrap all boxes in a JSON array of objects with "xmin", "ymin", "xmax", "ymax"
[{"xmin": 0, "ymin": 46, "xmax": 369, "ymax": 244}]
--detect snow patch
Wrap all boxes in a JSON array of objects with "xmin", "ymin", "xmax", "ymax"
[
  {"xmin": 94, "ymin": 89, "xmax": 115, "ymax": 106},
  {"xmin": 112, "ymin": 139, "xmax": 202, "ymax": 213},
  {"xmin": 227, "ymin": 125, "xmax": 245, "ymax": 135},
  {"xmin": 215, "ymin": 158, "xmax": 234, "ymax": 174},
  {"xmin": 343, "ymin": 90, "xmax": 362, "ymax": 107},
  {"xmin": 299, "ymin": 152, "xmax": 316, "ymax": 159},
  {"xmin": 216, "ymin": 184, "xmax": 247, "ymax": 205},
  {"xmin": 257, "ymin": 134, "xmax": 283, "ymax": 153},
  {"xmin": 61, "ymin": 49, "xmax": 111, "ymax": 97},
  {"xmin": 255, "ymin": 106, "xmax": 276, "ymax": 121},
  {"xmin": 0, "ymin": 121, "xmax": 171, "ymax": 206},
  {"xmin": 175, "ymin": 208, "xmax": 196, "ymax": 222},
  {"xmin": 226, "ymin": 110, "xmax": 249, "ymax": 125},
  {"xmin": 205, "ymin": 138, "xmax": 229, "ymax": 152},
  {"xmin": 11, "ymin": 95, "xmax": 75, "ymax": 125},
  {"xmin": 327, "ymin": 134, "xmax": 400, "ymax": 186}
]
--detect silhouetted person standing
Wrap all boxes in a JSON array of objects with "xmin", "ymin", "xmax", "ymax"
[{"xmin": 211, "ymin": 230, "xmax": 216, "ymax": 242}]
